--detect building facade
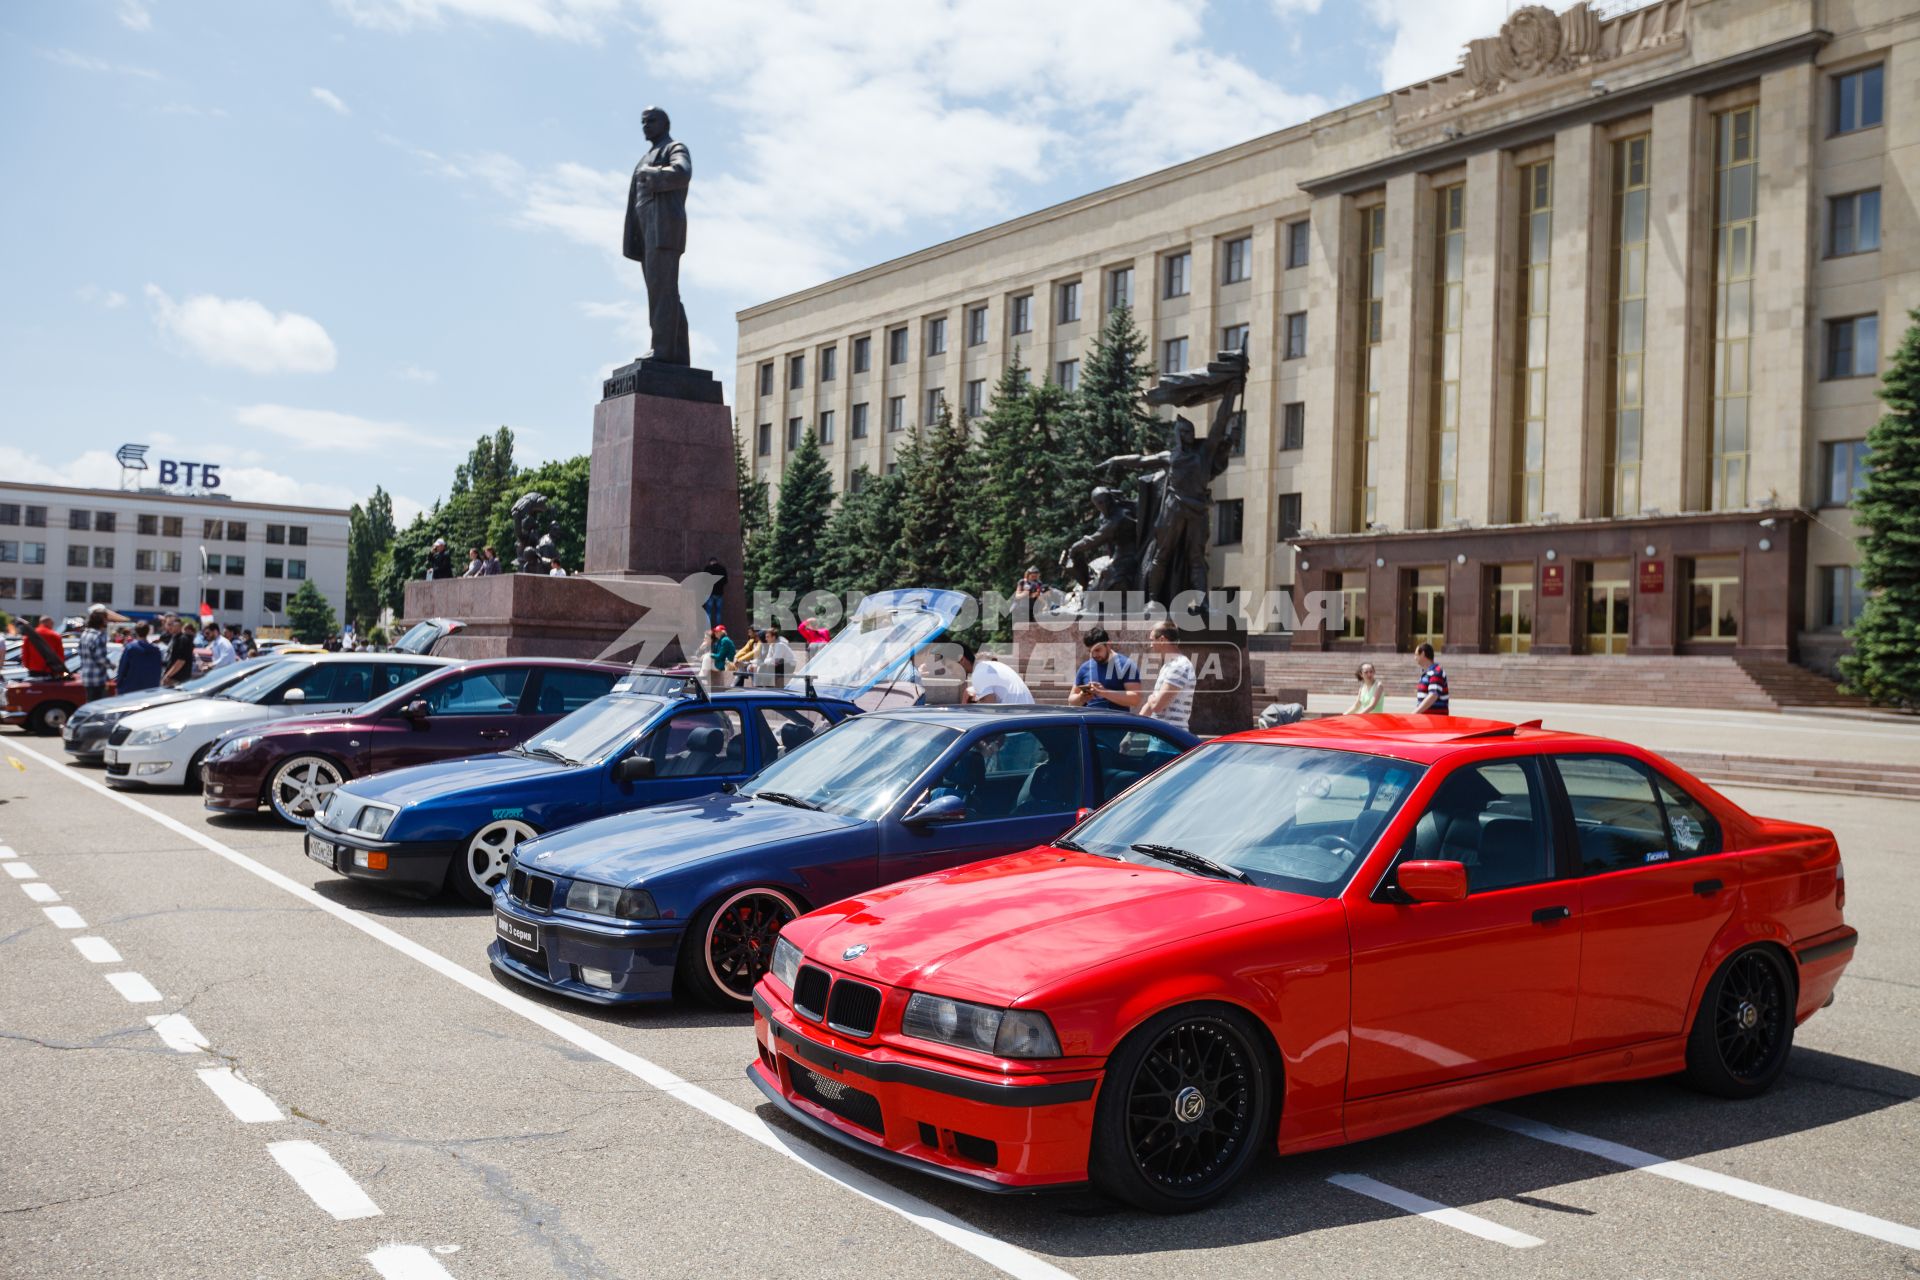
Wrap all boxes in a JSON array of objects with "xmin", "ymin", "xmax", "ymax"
[
  {"xmin": 734, "ymin": 0, "xmax": 1915, "ymax": 671},
  {"xmin": 0, "ymin": 482, "xmax": 349, "ymax": 631}
]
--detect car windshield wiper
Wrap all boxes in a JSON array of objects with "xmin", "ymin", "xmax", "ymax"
[
  {"xmin": 1052, "ymin": 836, "xmax": 1089, "ymax": 853},
  {"xmin": 516, "ymin": 743, "xmax": 575, "ymax": 765},
  {"xmin": 1130, "ymin": 842, "xmax": 1250, "ymax": 884},
  {"xmin": 753, "ymin": 790, "xmax": 822, "ymax": 811}
]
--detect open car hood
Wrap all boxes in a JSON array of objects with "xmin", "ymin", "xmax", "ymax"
[{"xmin": 790, "ymin": 588, "xmax": 967, "ymax": 709}]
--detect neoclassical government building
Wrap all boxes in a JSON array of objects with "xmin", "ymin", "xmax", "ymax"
[{"xmin": 735, "ymin": 0, "xmax": 1914, "ymax": 671}]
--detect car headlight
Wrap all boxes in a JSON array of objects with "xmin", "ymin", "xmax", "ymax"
[
  {"xmin": 563, "ymin": 880, "xmax": 658, "ymax": 920},
  {"xmin": 902, "ymin": 993, "xmax": 1062, "ymax": 1059},
  {"xmin": 125, "ymin": 724, "xmax": 182, "ymax": 746},
  {"xmin": 352, "ymin": 804, "xmax": 397, "ymax": 839},
  {"xmin": 770, "ymin": 936, "xmax": 801, "ymax": 989},
  {"xmin": 210, "ymin": 735, "xmax": 257, "ymax": 760}
]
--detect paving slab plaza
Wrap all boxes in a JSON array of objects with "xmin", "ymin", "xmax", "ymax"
[{"xmin": 1, "ymin": 708, "xmax": 1916, "ymax": 1280}]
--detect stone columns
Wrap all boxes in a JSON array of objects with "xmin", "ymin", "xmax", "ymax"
[
  {"xmin": 1545, "ymin": 122, "xmax": 1605, "ymax": 521},
  {"xmin": 1641, "ymin": 94, "xmax": 1709, "ymax": 514},
  {"xmin": 1301, "ymin": 192, "xmax": 1357, "ymax": 538},
  {"xmin": 1750, "ymin": 62, "xmax": 1816, "ymax": 509},
  {"xmin": 1375, "ymin": 172, "xmax": 1426, "ymax": 532},
  {"xmin": 1457, "ymin": 149, "xmax": 1511, "ymax": 527}
]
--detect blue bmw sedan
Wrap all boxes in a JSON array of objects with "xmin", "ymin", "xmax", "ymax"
[{"xmin": 487, "ymin": 706, "xmax": 1198, "ymax": 1008}]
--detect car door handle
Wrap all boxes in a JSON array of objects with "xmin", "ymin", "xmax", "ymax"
[
  {"xmin": 1693, "ymin": 878, "xmax": 1724, "ymax": 897},
  {"xmin": 1532, "ymin": 905, "xmax": 1571, "ymax": 924},
  {"xmin": 478, "ymin": 729, "xmax": 510, "ymax": 739}
]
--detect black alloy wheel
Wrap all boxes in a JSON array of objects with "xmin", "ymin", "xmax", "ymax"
[
  {"xmin": 1685, "ymin": 946, "xmax": 1795, "ymax": 1098},
  {"xmin": 686, "ymin": 887, "xmax": 800, "ymax": 1009}
]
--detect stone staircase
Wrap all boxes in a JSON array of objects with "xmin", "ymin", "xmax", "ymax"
[{"xmin": 1662, "ymin": 752, "xmax": 1920, "ymax": 801}]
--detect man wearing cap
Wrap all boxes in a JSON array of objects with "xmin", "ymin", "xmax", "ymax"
[{"xmin": 424, "ymin": 538, "xmax": 454, "ymax": 580}]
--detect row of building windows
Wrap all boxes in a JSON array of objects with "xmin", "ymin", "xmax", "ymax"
[
  {"xmin": 0, "ymin": 577, "xmax": 299, "ymax": 614},
  {"xmin": 0, "ymin": 505, "xmax": 311, "ymax": 544},
  {"xmin": 0, "ymin": 542, "xmax": 309, "ymax": 577}
]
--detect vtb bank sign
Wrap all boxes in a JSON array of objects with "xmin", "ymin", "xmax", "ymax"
[{"xmin": 117, "ymin": 443, "xmax": 223, "ymax": 491}]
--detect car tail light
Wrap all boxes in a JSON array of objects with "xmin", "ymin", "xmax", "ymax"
[{"xmin": 1835, "ymin": 859, "xmax": 1845, "ymax": 910}]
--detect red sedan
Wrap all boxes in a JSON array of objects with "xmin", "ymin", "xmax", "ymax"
[{"xmin": 749, "ymin": 715, "xmax": 1856, "ymax": 1212}]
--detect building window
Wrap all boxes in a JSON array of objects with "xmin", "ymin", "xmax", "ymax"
[
  {"xmin": 887, "ymin": 396, "xmax": 905, "ymax": 432},
  {"xmin": 1824, "ymin": 314, "xmax": 1880, "ymax": 379},
  {"xmin": 758, "ymin": 362, "xmax": 774, "ymax": 397},
  {"xmin": 162, "ymin": 515, "xmax": 182, "ymax": 537},
  {"xmin": 1221, "ymin": 236, "xmax": 1251, "ymax": 285},
  {"xmin": 264, "ymin": 591, "xmax": 282, "ymax": 612},
  {"xmin": 1818, "ymin": 565, "xmax": 1865, "ymax": 630},
  {"xmin": 66, "ymin": 581, "xmax": 88, "ymax": 603},
  {"xmin": 1281, "ymin": 401, "xmax": 1305, "ymax": 451},
  {"xmin": 1336, "ymin": 572, "xmax": 1367, "ymax": 641},
  {"xmin": 1107, "ymin": 266, "xmax": 1133, "ymax": 311},
  {"xmin": 288, "ymin": 560, "xmax": 306, "ymax": 580},
  {"xmin": 135, "ymin": 512, "xmax": 157, "ymax": 536},
  {"xmin": 266, "ymin": 524, "xmax": 286, "ymax": 544},
  {"xmin": 1829, "ymin": 189, "xmax": 1881, "ymax": 256},
  {"xmin": 1056, "ymin": 280, "xmax": 1081, "ymax": 323},
  {"xmin": 787, "ymin": 417, "xmax": 803, "ymax": 450},
  {"xmin": 1685, "ymin": 555, "xmax": 1740, "ymax": 641},
  {"xmin": 135, "ymin": 548, "xmax": 155, "ymax": 572},
  {"xmin": 848, "ymin": 471, "xmax": 866, "ymax": 494},
  {"xmin": 964, "ymin": 379, "xmax": 986, "ymax": 418},
  {"xmin": 87, "ymin": 582, "xmax": 111, "ymax": 605},
  {"xmin": 0, "ymin": 504, "xmax": 16, "ymax": 525},
  {"xmin": 788, "ymin": 353, "xmax": 805, "ymax": 390},
  {"xmin": 888, "ymin": 326, "xmax": 909, "ymax": 364},
  {"xmin": 1277, "ymin": 493, "xmax": 1302, "ymax": 540},
  {"xmin": 95, "ymin": 512, "xmax": 117, "ymax": 533},
  {"xmin": 1709, "ymin": 105, "xmax": 1757, "ymax": 511},
  {"xmin": 966, "ymin": 305, "xmax": 987, "ymax": 346},
  {"xmin": 160, "ymin": 550, "xmax": 181, "ymax": 573},
  {"xmin": 23, "ymin": 542, "xmax": 45, "ymax": 565},
  {"xmin": 820, "ymin": 345, "xmax": 837, "ymax": 381},
  {"xmin": 22, "ymin": 577, "xmax": 44, "ymax": 600},
  {"xmin": 25, "ymin": 506, "xmax": 47, "ymax": 528},
  {"xmin": 1491, "ymin": 563, "xmax": 1535, "ymax": 654},
  {"xmin": 0, "ymin": 577, "xmax": 13, "ymax": 599},
  {"xmin": 67, "ymin": 544, "xmax": 88, "ymax": 568},
  {"xmin": 925, "ymin": 388, "xmax": 945, "ymax": 422},
  {"xmin": 1607, "ymin": 133, "xmax": 1650, "ymax": 517},
  {"xmin": 1430, "ymin": 182, "xmax": 1465, "ymax": 528},
  {"xmin": 1055, "ymin": 360, "xmax": 1079, "ymax": 393},
  {"xmin": 1285, "ymin": 219, "xmax": 1310, "ymax": 269},
  {"xmin": 1215, "ymin": 499, "xmax": 1244, "ymax": 546},
  {"xmin": 1407, "ymin": 566, "xmax": 1447, "ymax": 652},
  {"xmin": 202, "ymin": 586, "xmax": 219, "ymax": 608},
  {"xmin": 1162, "ymin": 337, "xmax": 1188, "ymax": 372},
  {"xmin": 926, "ymin": 316, "xmax": 947, "ymax": 356},
  {"xmin": 0, "ymin": 541, "xmax": 13, "ymax": 563},
  {"xmin": 756, "ymin": 423, "xmax": 772, "ymax": 456},
  {"xmin": 1515, "ymin": 159, "xmax": 1551, "ymax": 523},
  {"xmin": 95, "ymin": 547, "xmax": 116, "ymax": 569},
  {"xmin": 223, "ymin": 589, "xmax": 243, "ymax": 612},
  {"xmin": 70, "ymin": 509, "xmax": 91, "ymax": 531},
  {"xmin": 851, "ymin": 403, "xmax": 870, "ymax": 439},
  {"xmin": 289, "ymin": 526, "xmax": 308, "ymax": 547},
  {"xmin": 1357, "ymin": 204, "xmax": 1385, "ymax": 530},
  {"xmin": 1282, "ymin": 312, "xmax": 1307, "ymax": 360},
  {"xmin": 226, "ymin": 522, "xmax": 246, "ymax": 542},
  {"xmin": 132, "ymin": 584, "xmax": 153, "ymax": 607},
  {"xmin": 852, "ymin": 335, "xmax": 872, "ymax": 373},
  {"xmin": 1831, "ymin": 64, "xmax": 1883, "ymax": 136},
  {"xmin": 1163, "ymin": 251, "xmax": 1191, "ymax": 299},
  {"xmin": 818, "ymin": 410, "xmax": 835, "ymax": 444},
  {"xmin": 1221, "ymin": 322, "xmax": 1250, "ymax": 353},
  {"xmin": 1010, "ymin": 295, "xmax": 1032, "ymax": 335},
  {"xmin": 158, "ymin": 585, "xmax": 178, "ymax": 607},
  {"xmin": 1821, "ymin": 439, "xmax": 1870, "ymax": 506},
  {"xmin": 1228, "ymin": 410, "xmax": 1246, "ymax": 457},
  {"xmin": 204, "ymin": 518, "xmax": 223, "ymax": 540}
]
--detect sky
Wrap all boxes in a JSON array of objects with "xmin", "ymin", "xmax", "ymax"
[{"xmin": 0, "ymin": 0, "xmax": 1533, "ymax": 526}]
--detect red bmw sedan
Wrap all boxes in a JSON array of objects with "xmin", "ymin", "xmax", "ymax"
[{"xmin": 749, "ymin": 715, "xmax": 1856, "ymax": 1212}]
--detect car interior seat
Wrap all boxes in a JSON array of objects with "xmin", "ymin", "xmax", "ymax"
[
  {"xmin": 1013, "ymin": 752, "xmax": 1076, "ymax": 816},
  {"xmin": 779, "ymin": 721, "xmax": 814, "ymax": 756},
  {"xmin": 538, "ymin": 685, "xmax": 564, "ymax": 714},
  {"xmin": 1473, "ymin": 817, "xmax": 1539, "ymax": 890},
  {"xmin": 660, "ymin": 725, "xmax": 726, "ymax": 777}
]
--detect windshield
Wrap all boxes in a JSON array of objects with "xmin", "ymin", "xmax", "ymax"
[
  {"xmin": 516, "ymin": 694, "xmax": 666, "ymax": 765},
  {"xmin": 219, "ymin": 659, "xmax": 312, "ymax": 703},
  {"xmin": 392, "ymin": 619, "xmax": 446, "ymax": 655},
  {"xmin": 1066, "ymin": 741, "xmax": 1425, "ymax": 897},
  {"xmin": 183, "ymin": 662, "xmax": 269, "ymax": 694},
  {"xmin": 744, "ymin": 715, "xmax": 957, "ymax": 819}
]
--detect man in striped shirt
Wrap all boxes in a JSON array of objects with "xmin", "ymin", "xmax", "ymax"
[{"xmin": 1413, "ymin": 643, "xmax": 1450, "ymax": 715}]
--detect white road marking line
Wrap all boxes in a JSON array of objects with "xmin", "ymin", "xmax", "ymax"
[
  {"xmin": 196, "ymin": 1066, "xmax": 285, "ymax": 1123},
  {"xmin": 73, "ymin": 935, "xmax": 122, "ymax": 963},
  {"xmin": 3, "ymin": 860, "xmax": 35, "ymax": 878},
  {"xmin": 1327, "ymin": 1173, "xmax": 1544, "ymax": 1248},
  {"xmin": 12, "ymin": 741, "xmax": 1082, "ymax": 1280},
  {"xmin": 1479, "ymin": 1110, "xmax": 1920, "ymax": 1252},
  {"xmin": 104, "ymin": 971, "xmax": 163, "ymax": 1003},
  {"xmin": 42, "ymin": 905, "xmax": 85, "ymax": 929},
  {"xmin": 0, "ymin": 844, "xmax": 16, "ymax": 857},
  {"xmin": 268, "ymin": 1141, "xmax": 381, "ymax": 1220},
  {"xmin": 148, "ymin": 1013, "xmax": 209, "ymax": 1054},
  {"xmin": 22, "ymin": 882, "xmax": 60, "ymax": 903},
  {"xmin": 366, "ymin": 1245, "xmax": 458, "ymax": 1279}
]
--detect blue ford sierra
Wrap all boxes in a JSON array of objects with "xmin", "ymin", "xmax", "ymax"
[{"xmin": 487, "ymin": 705, "xmax": 1198, "ymax": 1008}]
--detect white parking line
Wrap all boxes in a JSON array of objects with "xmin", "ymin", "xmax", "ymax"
[
  {"xmin": 104, "ymin": 971, "xmax": 163, "ymax": 1003},
  {"xmin": 1328, "ymin": 1173, "xmax": 1544, "ymax": 1248},
  {"xmin": 1479, "ymin": 1110, "xmax": 1920, "ymax": 1252},
  {"xmin": 148, "ymin": 1013, "xmax": 209, "ymax": 1054},
  {"xmin": 366, "ymin": 1245, "xmax": 458, "ymax": 1279},
  {"xmin": 196, "ymin": 1066, "xmax": 285, "ymax": 1123},
  {"xmin": 42, "ymin": 905, "xmax": 85, "ymax": 929},
  {"xmin": 0, "ymin": 844, "xmax": 16, "ymax": 857},
  {"xmin": 72, "ymin": 936, "xmax": 122, "ymax": 963},
  {"xmin": 268, "ymin": 1141, "xmax": 381, "ymax": 1220},
  {"xmin": 22, "ymin": 882, "xmax": 61, "ymax": 903},
  {"xmin": 12, "ymin": 740, "xmax": 1083, "ymax": 1280},
  {"xmin": 4, "ymin": 860, "xmax": 35, "ymax": 878}
]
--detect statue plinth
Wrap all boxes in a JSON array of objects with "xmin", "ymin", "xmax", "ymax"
[
  {"xmin": 601, "ymin": 357, "xmax": 723, "ymax": 405},
  {"xmin": 1011, "ymin": 615, "xmax": 1254, "ymax": 737}
]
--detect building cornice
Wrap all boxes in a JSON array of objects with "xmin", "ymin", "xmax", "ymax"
[
  {"xmin": 0, "ymin": 480, "xmax": 349, "ymax": 519},
  {"xmin": 1289, "ymin": 507, "xmax": 1804, "ymax": 549}
]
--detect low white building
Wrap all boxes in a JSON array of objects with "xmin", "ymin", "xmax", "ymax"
[{"xmin": 0, "ymin": 481, "xmax": 349, "ymax": 631}]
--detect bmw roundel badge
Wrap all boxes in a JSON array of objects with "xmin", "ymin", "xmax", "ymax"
[{"xmin": 842, "ymin": 943, "xmax": 868, "ymax": 960}]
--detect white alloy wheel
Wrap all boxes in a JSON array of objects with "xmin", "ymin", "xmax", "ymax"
[
  {"xmin": 268, "ymin": 755, "xmax": 345, "ymax": 824},
  {"xmin": 457, "ymin": 819, "xmax": 537, "ymax": 904}
]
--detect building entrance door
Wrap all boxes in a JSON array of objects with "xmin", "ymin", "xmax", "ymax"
[
  {"xmin": 1584, "ymin": 560, "xmax": 1630, "ymax": 655},
  {"xmin": 1405, "ymin": 568, "xmax": 1446, "ymax": 653},
  {"xmin": 1491, "ymin": 564, "xmax": 1534, "ymax": 654}
]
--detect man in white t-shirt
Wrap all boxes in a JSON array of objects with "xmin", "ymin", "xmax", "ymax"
[
  {"xmin": 1141, "ymin": 621, "xmax": 1195, "ymax": 731},
  {"xmin": 205, "ymin": 622, "xmax": 238, "ymax": 671},
  {"xmin": 957, "ymin": 641, "xmax": 1033, "ymax": 705}
]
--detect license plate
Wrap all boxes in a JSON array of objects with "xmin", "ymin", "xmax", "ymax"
[
  {"xmin": 495, "ymin": 909, "xmax": 541, "ymax": 954},
  {"xmin": 62, "ymin": 724, "xmax": 76, "ymax": 742},
  {"xmin": 305, "ymin": 834, "xmax": 337, "ymax": 870}
]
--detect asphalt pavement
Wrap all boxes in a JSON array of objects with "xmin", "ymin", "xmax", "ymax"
[{"xmin": 1, "ymin": 736, "xmax": 1916, "ymax": 1280}]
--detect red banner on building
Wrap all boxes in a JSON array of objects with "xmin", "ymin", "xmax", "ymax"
[
  {"xmin": 1541, "ymin": 563, "xmax": 1565, "ymax": 597},
  {"xmin": 1638, "ymin": 560, "xmax": 1666, "ymax": 594}
]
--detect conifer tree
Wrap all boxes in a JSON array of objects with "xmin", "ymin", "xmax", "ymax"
[
  {"xmin": 733, "ymin": 427, "xmax": 773, "ymax": 605},
  {"xmin": 817, "ymin": 466, "xmax": 902, "ymax": 598},
  {"xmin": 1071, "ymin": 301, "xmax": 1159, "ymax": 467},
  {"xmin": 763, "ymin": 428, "xmax": 833, "ymax": 607},
  {"xmin": 895, "ymin": 405, "xmax": 982, "ymax": 594},
  {"xmin": 976, "ymin": 353, "xmax": 1080, "ymax": 625},
  {"xmin": 1839, "ymin": 308, "xmax": 1920, "ymax": 709}
]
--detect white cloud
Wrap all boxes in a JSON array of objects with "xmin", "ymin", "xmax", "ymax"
[
  {"xmin": 145, "ymin": 285, "xmax": 338, "ymax": 375},
  {"xmin": 0, "ymin": 444, "xmax": 405, "ymax": 516},
  {"xmin": 329, "ymin": 0, "xmax": 622, "ymax": 41},
  {"xmin": 118, "ymin": 1, "xmax": 154, "ymax": 31},
  {"xmin": 1268, "ymin": 0, "xmax": 1322, "ymax": 13},
  {"xmin": 233, "ymin": 403, "xmax": 460, "ymax": 453},
  {"xmin": 1362, "ymin": 0, "xmax": 1512, "ymax": 90},
  {"xmin": 311, "ymin": 86, "xmax": 351, "ymax": 116},
  {"xmin": 76, "ymin": 284, "xmax": 128, "ymax": 309},
  {"xmin": 39, "ymin": 47, "xmax": 161, "ymax": 79}
]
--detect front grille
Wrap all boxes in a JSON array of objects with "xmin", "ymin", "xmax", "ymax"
[
  {"xmin": 792, "ymin": 965, "xmax": 831, "ymax": 1021},
  {"xmin": 108, "ymin": 723, "xmax": 132, "ymax": 746},
  {"xmin": 789, "ymin": 1062, "xmax": 883, "ymax": 1134},
  {"xmin": 952, "ymin": 1132, "xmax": 999, "ymax": 1168},
  {"xmin": 106, "ymin": 761, "xmax": 130, "ymax": 777},
  {"xmin": 826, "ymin": 979, "xmax": 883, "ymax": 1038},
  {"xmin": 509, "ymin": 869, "xmax": 554, "ymax": 911}
]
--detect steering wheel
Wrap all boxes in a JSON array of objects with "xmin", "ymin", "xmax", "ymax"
[{"xmin": 1310, "ymin": 833, "xmax": 1360, "ymax": 859}]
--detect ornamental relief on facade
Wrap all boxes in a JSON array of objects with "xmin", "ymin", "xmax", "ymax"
[{"xmin": 1462, "ymin": 3, "xmax": 1604, "ymax": 96}]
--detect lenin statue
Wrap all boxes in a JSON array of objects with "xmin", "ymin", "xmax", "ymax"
[{"xmin": 623, "ymin": 106, "xmax": 692, "ymax": 366}]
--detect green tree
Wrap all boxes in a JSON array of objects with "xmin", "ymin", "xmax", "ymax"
[
  {"xmin": 445, "ymin": 427, "xmax": 516, "ymax": 555},
  {"xmin": 817, "ymin": 466, "xmax": 905, "ymax": 598},
  {"xmin": 895, "ymin": 404, "xmax": 983, "ymax": 596},
  {"xmin": 377, "ymin": 508, "xmax": 437, "ymax": 615},
  {"xmin": 346, "ymin": 486, "xmax": 396, "ymax": 629},
  {"xmin": 1839, "ymin": 308, "xmax": 1920, "ymax": 709},
  {"xmin": 486, "ymin": 454, "xmax": 590, "ymax": 573},
  {"xmin": 763, "ymin": 428, "xmax": 833, "ymax": 606},
  {"xmin": 976, "ymin": 353, "xmax": 1081, "ymax": 623},
  {"xmin": 1071, "ymin": 301, "xmax": 1158, "ymax": 466},
  {"xmin": 285, "ymin": 579, "xmax": 338, "ymax": 643},
  {"xmin": 735, "ymin": 426, "xmax": 774, "ymax": 605}
]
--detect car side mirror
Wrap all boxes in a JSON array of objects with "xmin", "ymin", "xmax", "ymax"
[
  {"xmin": 1074, "ymin": 807, "xmax": 1092, "ymax": 821},
  {"xmin": 1396, "ymin": 860, "xmax": 1468, "ymax": 903},
  {"xmin": 613, "ymin": 754, "xmax": 655, "ymax": 784},
  {"xmin": 282, "ymin": 688, "xmax": 306, "ymax": 704},
  {"xmin": 906, "ymin": 793, "xmax": 967, "ymax": 827}
]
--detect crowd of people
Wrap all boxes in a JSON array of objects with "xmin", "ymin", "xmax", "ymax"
[{"xmin": 5, "ymin": 606, "xmax": 287, "ymax": 702}]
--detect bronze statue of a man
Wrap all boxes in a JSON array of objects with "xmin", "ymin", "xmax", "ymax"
[{"xmin": 623, "ymin": 106, "xmax": 692, "ymax": 366}]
